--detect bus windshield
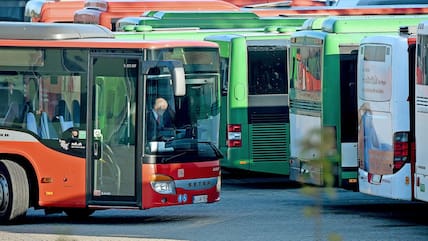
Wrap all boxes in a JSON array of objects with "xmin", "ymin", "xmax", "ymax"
[{"xmin": 145, "ymin": 47, "xmax": 220, "ymax": 158}]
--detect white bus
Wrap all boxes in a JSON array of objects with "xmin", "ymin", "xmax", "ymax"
[
  {"xmin": 415, "ymin": 21, "xmax": 428, "ymax": 202},
  {"xmin": 357, "ymin": 30, "xmax": 416, "ymax": 200}
]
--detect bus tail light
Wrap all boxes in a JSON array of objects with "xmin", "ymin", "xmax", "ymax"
[
  {"xmin": 393, "ymin": 132, "xmax": 410, "ymax": 173},
  {"xmin": 227, "ymin": 124, "xmax": 242, "ymax": 147}
]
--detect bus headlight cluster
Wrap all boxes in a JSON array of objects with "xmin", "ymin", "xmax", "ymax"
[{"xmin": 151, "ymin": 175, "xmax": 176, "ymax": 194}]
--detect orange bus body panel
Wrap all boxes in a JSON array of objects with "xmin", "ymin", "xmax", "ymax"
[{"xmin": 1, "ymin": 135, "xmax": 86, "ymax": 208}]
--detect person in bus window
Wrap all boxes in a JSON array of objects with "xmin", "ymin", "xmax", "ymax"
[{"xmin": 147, "ymin": 97, "xmax": 174, "ymax": 141}]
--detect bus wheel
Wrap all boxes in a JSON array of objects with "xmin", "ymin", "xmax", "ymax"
[
  {"xmin": 64, "ymin": 208, "xmax": 95, "ymax": 220},
  {"xmin": 0, "ymin": 159, "xmax": 29, "ymax": 224}
]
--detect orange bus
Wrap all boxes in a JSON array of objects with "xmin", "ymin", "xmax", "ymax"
[
  {"xmin": 74, "ymin": 0, "xmax": 241, "ymax": 30},
  {"xmin": 0, "ymin": 21, "xmax": 222, "ymax": 224},
  {"xmin": 25, "ymin": 0, "xmax": 84, "ymax": 23}
]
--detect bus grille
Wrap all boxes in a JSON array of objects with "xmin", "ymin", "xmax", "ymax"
[
  {"xmin": 289, "ymin": 99, "xmax": 321, "ymax": 112},
  {"xmin": 250, "ymin": 123, "xmax": 290, "ymax": 162}
]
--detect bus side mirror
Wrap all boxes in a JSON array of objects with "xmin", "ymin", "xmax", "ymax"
[
  {"xmin": 172, "ymin": 66, "xmax": 185, "ymax": 96},
  {"xmin": 143, "ymin": 60, "xmax": 186, "ymax": 96}
]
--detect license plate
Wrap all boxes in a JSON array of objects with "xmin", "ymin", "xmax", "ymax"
[
  {"xmin": 193, "ymin": 195, "xmax": 208, "ymax": 203},
  {"xmin": 371, "ymin": 174, "xmax": 382, "ymax": 184}
]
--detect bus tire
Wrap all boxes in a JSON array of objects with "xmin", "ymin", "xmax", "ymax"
[{"xmin": 0, "ymin": 159, "xmax": 29, "ymax": 224}]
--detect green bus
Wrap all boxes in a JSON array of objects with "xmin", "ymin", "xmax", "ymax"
[
  {"xmin": 115, "ymin": 24, "xmax": 296, "ymax": 175},
  {"xmin": 287, "ymin": 15, "xmax": 428, "ymax": 190},
  {"xmin": 205, "ymin": 33, "xmax": 291, "ymax": 175}
]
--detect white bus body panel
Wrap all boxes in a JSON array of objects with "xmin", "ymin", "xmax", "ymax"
[
  {"xmin": 415, "ymin": 85, "xmax": 428, "ymax": 202},
  {"xmin": 289, "ymin": 113, "xmax": 322, "ymax": 185},
  {"xmin": 415, "ymin": 21, "xmax": 428, "ymax": 202},
  {"xmin": 359, "ymin": 164, "xmax": 412, "ymax": 200}
]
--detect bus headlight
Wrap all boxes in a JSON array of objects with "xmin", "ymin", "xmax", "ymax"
[{"xmin": 151, "ymin": 175, "xmax": 176, "ymax": 194}]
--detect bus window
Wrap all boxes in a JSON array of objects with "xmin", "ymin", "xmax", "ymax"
[{"xmin": 0, "ymin": 71, "xmax": 85, "ymax": 148}]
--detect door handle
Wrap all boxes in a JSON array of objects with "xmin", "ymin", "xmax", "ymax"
[{"xmin": 93, "ymin": 140, "xmax": 102, "ymax": 159}]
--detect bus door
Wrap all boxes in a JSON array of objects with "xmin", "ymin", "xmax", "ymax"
[{"xmin": 88, "ymin": 54, "xmax": 140, "ymax": 206}]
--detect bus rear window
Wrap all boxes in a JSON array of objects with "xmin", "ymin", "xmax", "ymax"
[
  {"xmin": 363, "ymin": 45, "xmax": 387, "ymax": 62},
  {"xmin": 248, "ymin": 45, "xmax": 287, "ymax": 95},
  {"xmin": 359, "ymin": 45, "xmax": 392, "ymax": 102},
  {"xmin": 289, "ymin": 46, "xmax": 321, "ymax": 92}
]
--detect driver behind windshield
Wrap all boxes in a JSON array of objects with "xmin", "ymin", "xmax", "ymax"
[{"xmin": 146, "ymin": 97, "xmax": 175, "ymax": 141}]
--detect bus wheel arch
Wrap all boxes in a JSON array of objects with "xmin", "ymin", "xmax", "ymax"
[{"xmin": 0, "ymin": 159, "xmax": 30, "ymax": 224}]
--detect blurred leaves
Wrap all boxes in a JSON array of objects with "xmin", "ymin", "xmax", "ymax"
[{"xmin": 299, "ymin": 127, "xmax": 342, "ymax": 241}]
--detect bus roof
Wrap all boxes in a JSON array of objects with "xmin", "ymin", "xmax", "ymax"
[
  {"xmin": 116, "ymin": 11, "xmax": 307, "ymax": 31},
  {"xmin": 322, "ymin": 15, "xmax": 428, "ymax": 33},
  {"xmin": 299, "ymin": 17, "xmax": 328, "ymax": 30},
  {"xmin": 0, "ymin": 22, "xmax": 218, "ymax": 49},
  {"xmin": 204, "ymin": 32, "xmax": 291, "ymax": 42},
  {"xmin": 417, "ymin": 20, "xmax": 428, "ymax": 35},
  {"xmin": 0, "ymin": 21, "xmax": 113, "ymax": 40},
  {"xmin": 360, "ymin": 33, "xmax": 415, "ymax": 47},
  {"xmin": 145, "ymin": 10, "xmax": 258, "ymax": 19},
  {"xmin": 227, "ymin": 0, "xmax": 292, "ymax": 7}
]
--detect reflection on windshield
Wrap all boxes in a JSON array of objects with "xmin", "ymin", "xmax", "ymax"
[{"xmin": 292, "ymin": 46, "xmax": 321, "ymax": 91}]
